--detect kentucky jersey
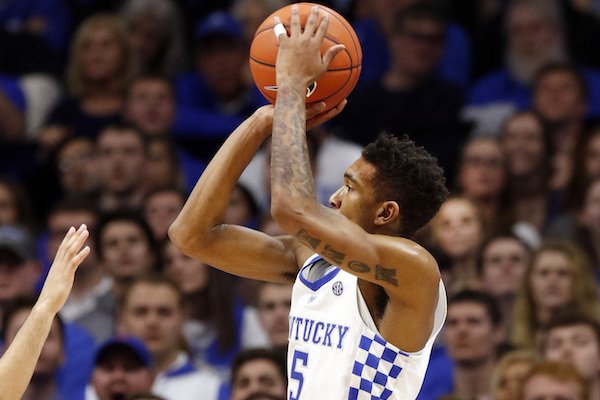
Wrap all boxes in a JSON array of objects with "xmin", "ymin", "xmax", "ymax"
[{"xmin": 287, "ymin": 254, "xmax": 447, "ymax": 400}]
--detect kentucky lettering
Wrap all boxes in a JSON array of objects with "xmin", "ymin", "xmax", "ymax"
[{"xmin": 288, "ymin": 316, "xmax": 350, "ymax": 349}]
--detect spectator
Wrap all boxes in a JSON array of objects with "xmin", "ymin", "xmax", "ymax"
[
  {"xmin": 122, "ymin": 73, "xmax": 205, "ymax": 192},
  {"xmin": 519, "ymin": 361, "xmax": 588, "ymax": 400},
  {"xmin": 478, "ymin": 234, "xmax": 532, "ymax": 333},
  {"xmin": 118, "ymin": 274, "xmax": 221, "ymax": 400},
  {"xmin": 52, "ymin": 136, "xmax": 101, "ymax": 204},
  {"xmin": 256, "ymin": 282, "xmax": 292, "ymax": 351},
  {"xmin": 541, "ymin": 314, "xmax": 600, "ymax": 399},
  {"xmin": 120, "ymin": 0, "xmax": 186, "ymax": 77},
  {"xmin": 40, "ymin": 14, "xmax": 137, "ymax": 150},
  {"xmin": 173, "ymin": 11, "xmax": 266, "ymax": 162},
  {"xmin": 532, "ymin": 63, "xmax": 590, "ymax": 193},
  {"xmin": 2, "ymin": 297, "xmax": 65, "ymax": 400},
  {"xmin": 491, "ymin": 350, "xmax": 538, "ymax": 400},
  {"xmin": 95, "ymin": 210, "xmax": 159, "ymax": 301},
  {"xmin": 87, "ymin": 336, "xmax": 155, "ymax": 400},
  {"xmin": 500, "ymin": 111, "xmax": 557, "ymax": 237},
  {"xmin": 231, "ymin": 0, "xmax": 288, "ymax": 45},
  {"xmin": 353, "ymin": 0, "xmax": 471, "ymax": 86},
  {"xmin": 96, "ymin": 124, "xmax": 147, "ymax": 212},
  {"xmin": 229, "ymin": 348, "xmax": 287, "ymax": 400},
  {"xmin": 440, "ymin": 290, "xmax": 505, "ymax": 400},
  {"xmin": 455, "ymin": 136, "xmax": 508, "ymax": 233},
  {"xmin": 511, "ymin": 240, "xmax": 600, "ymax": 349},
  {"xmin": 143, "ymin": 136, "xmax": 184, "ymax": 193},
  {"xmin": 142, "ymin": 187, "xmax": 185, "ymax": 242},
  {"xmin": 332, "ymin": 3, "xmax": 466, "ymax": 178},
  {"xmin": 0, "ymin": 176, "xmax": 35, "ymax": 231},
  {"xmin": 464, "ymin": 0, "xmax": 600, "ymax": 134},
  {"xmin": 430, "ymin": 197, "xmax": 485, "ymax": 295},
  {"xmin": 161, "ymin": 239, "xmax": 269, "ymax": 374}
]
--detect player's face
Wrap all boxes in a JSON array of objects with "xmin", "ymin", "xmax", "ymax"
[
  {"xmin": 529, "ymin": 250, "xmax": 574, "ymax": 312},
  {"xmin": 544, "ymin": 324, "xmax": 600, "ymax": 381},
  {"xmin": 163, "ymin": 241, "xmax": 209, "ymax": 294},
  {"xmin": 230, "ymin": 359, "xmax": 286, "ymax": 400},
  {"xmin": 481, "ymin": 238, "xmax": 529, "ymax": 297},
  {"xmin": 258, "ymin": 284, "xmax": 293, "ymax": 347},
  {"xmin": 521, "ymin": 375, "xmax": 583, "ymax": 400},
  {"xmin": 5, "ymin": 308, "xmax": 64, "ymax": 376},
  {"xmin": 495, "ymin": 360, "xmax": 534, "ymax": 400},
  {"xmin": 100, "ymin": 221, "xmax": 155, "ymax": 280},
  {"xmin": 329, "ymin": 158, "xmax": 380, "ymax": 231},
  {"xmin": 444, "ymin": 302, "xmax": 501, "ymax": 363},
  {"xmin": 120, "ymin": 283, "xmax": 184, "ymax": 359},
  {"xmin": 92, "ymin": 353, "xmax": 154, "ymax": 400}
]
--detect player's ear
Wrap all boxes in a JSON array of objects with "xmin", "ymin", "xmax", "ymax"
[{"xmin": 374, "ymin": 201, "xmax": 399, "ymax": 226}]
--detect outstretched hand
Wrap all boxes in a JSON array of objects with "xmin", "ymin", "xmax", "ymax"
[
  {"xmin": 37, "ymin": 224, "xmax": 90, "ymax": 314},
  {"xmin": 274, "ymin": 4, "xmax": 345, "ymax": 86}
]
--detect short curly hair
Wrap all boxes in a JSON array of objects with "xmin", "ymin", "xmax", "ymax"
[{"xmin": 362, "ymin": 133, "xmax": 448, "ymax": 237}]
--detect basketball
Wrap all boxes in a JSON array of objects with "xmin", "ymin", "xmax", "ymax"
[{"xmin": 249, "ymin": 2, "xmax": 362, "ymax": 111}]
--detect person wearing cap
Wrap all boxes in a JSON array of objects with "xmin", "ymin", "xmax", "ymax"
[
  {"xmin": 0, "ymin": 224, "xmax": 90, "ymax": 400},
  {"xmin": 172, "ymin": 11, "xmax": 267, "ymax": 162},
  {"xmin": 86, "ymin": 336, "xmax": 155, "ymax": 400}
]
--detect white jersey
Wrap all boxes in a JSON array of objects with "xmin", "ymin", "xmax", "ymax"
[{"xmin": 287, "ymin": 254, "xmax": 447, "ymax": 400}]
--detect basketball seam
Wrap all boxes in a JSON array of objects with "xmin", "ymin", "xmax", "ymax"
[{"xmin": 249, "ymin": 53, "xmax": 361, "ymax": 71}]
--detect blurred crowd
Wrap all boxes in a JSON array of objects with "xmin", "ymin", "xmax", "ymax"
[{"xmin": 1, "ymin": 0, "xmax": 600, "ymax": 399}]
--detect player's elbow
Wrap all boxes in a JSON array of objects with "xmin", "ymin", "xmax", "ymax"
[{"xmin": 168, "ymin": 220, "xmax": 196, "ymax": 254}]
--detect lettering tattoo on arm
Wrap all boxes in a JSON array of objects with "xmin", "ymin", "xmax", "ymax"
[
  {"xmin": 375, "ymin": 265, "xmax": 398, "ymax": 286},
  {"xmin": 322, "ymin": 245, "xmax": 346, "ymax": 264},
  {"xmin": 296, "ymin": 229, "xmax": 321, "ymax": 250}
]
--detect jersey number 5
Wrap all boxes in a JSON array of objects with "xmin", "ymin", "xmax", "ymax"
[{"xmin": 289, "ymin": 350, "xmax": 308, "ymax": 400}]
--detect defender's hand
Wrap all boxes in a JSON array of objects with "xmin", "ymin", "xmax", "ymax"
[{"xmin": 36, "ymin": 224, "xmax": 90, "ymax": 314}]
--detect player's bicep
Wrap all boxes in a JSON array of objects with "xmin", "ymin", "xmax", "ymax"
[{"xmin": 184, "ymin": 225, "xmax": 299, "ymax": 283}]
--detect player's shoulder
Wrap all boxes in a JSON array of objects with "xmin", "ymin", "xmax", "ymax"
[{"xmin": 376, "ymin": 234, "xmax": 440, "ymax": 277}]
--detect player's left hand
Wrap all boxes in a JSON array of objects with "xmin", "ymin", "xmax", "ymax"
[
  {"xmin": 274, "ymin": 4, "xmax": 344, "ymax": 86},
  {"xmin": 307, "ymin": 99, "xmax": 347, "ymax": 129}
]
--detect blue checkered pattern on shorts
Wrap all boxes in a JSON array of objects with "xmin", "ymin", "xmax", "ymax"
[{"xmin": 347, "ymin": 333, "xmax": 409, "ymax": 400}]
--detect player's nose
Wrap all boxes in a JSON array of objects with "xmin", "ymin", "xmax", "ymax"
[{"xmin": 329, "ymin": 188, "xmax": 342, "ymax": 209}]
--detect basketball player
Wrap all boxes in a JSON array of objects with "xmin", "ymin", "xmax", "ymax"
[
  {"xmin": 169, "ymin": 5, "xmax": 448, "ymax": 399},
  {"xmin": 0, "ymin": 224, "xmax": 90, "ymax": 400}
]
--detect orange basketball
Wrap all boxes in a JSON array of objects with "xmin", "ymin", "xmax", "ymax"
[{"xmin": 249, "ymin": 2, "xmax": 362, "ymax": 111}]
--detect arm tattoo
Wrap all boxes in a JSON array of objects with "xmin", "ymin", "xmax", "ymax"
[
  {"xmin": 322, "ymin": 244, "xmax": 345, "ymax": 264},
  {"xmin": 347, "ymin": 260, "xmax": 371, "ymax": 273},
  {"xmin": 296, "ymin": 229, "xmax": 321, "ymax": 250},
  {"xmin": 271, "ymin": 85, "xmax": 316, "ymax": 199},
  {"xmin": 375, "ymin": 265, "xmax": 398, "ymax": 287}
]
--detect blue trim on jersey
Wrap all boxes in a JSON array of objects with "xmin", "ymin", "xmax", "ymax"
[
  {"xmin": 298, "ymin": 256, "xmax": 341, "ymax": 292},
  {"xmin": 164, "ymin": 360, "xmax": 197, "ymax": 377}
]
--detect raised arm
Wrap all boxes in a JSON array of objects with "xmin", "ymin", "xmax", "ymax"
[
  {"xmin": 168, "ymin": 103, "xmax": 344, "ymax": 283},
  {"xmin": 270, "ymin": 6, "xmax": 440, "ymax": 312},
  {"xmin": 0, "ymin": 225, "xmax": 89, "ymax": 400}
]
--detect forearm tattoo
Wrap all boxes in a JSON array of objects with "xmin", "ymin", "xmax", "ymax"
[{"xmin": 271, "ymin": 86, "xmax": 316, "ymax": 199}]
